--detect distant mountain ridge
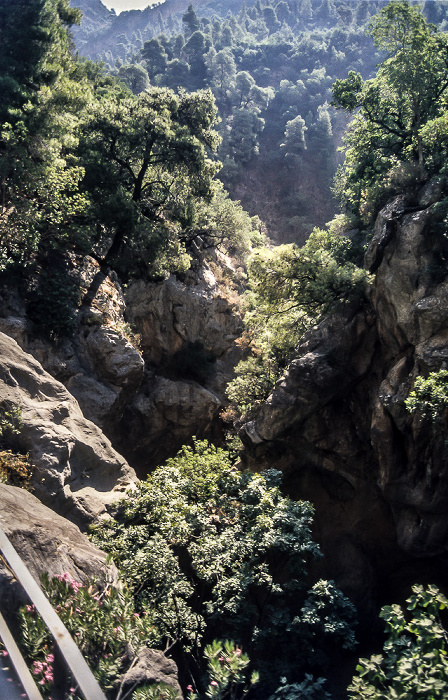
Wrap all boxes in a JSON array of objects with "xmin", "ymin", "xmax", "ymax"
[{"xmin": 71, "ymin": 0, "xmax": 215, "ymax": 57}]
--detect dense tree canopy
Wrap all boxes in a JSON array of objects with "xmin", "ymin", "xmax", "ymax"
[
  {"xmin": 91, "ymin": 440, "xmax": 357, "ymax": 694},
  {"xmin": 80, "ymin": 87, "xmax": 220, "ymax": 272},
  {"xmin": 349, "ymin": 585, "xmax": 448, "ymax": 699},
  {"xmin": 0, "ymin": 0, "xmax": 266, "ymax": 336},
  {"xmin": 332, "ymin": 0, "xmax": 448, "ymax": 220}
]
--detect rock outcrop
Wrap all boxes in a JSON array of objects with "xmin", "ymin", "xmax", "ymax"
[
  {"xmin": 0, "ymin": 483, "xmax": 118, "ymax": 618},
  {"xmin": 116, "ymin": 265, "xmax": 243, "ymax": 472},
  {"xmin": 0, "ymin": 254, "xmax": 244, "ymax": 475},
  {"xmin": 241, "ymin": 179, "xmax": 448, "ymax": 616},
  {"xmin": 120, "ymin": 648, "xmax": 182, "ymax": 699},
  {"xmin": 0, "ymin": 332, "xmax": 136, "ymax": 526}
]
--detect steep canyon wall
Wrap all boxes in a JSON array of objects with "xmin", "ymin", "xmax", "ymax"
[{"xmin": 241, "ymin": 179, "xmax": 448, "ymax": 626}]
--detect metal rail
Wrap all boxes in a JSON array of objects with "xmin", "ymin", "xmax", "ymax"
[
  {"xmin": 0, "ymin": 526, "xmax": 107, "ymax": 700},
  {"xmin": 0, "ymin": 609, "xmax": 44, "ymax": 700}
]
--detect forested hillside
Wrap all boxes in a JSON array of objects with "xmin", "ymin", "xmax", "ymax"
[{"xmin": 70, "ymin": 0, "xmax": 448, "ymax": 241}]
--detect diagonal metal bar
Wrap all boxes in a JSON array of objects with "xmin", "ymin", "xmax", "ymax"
[
  {"xmin": 0, "ymin": 609, "xmax": 44, "ymax": 700},
  {"xmin": 0, "ymin": 526, "xmax": 107, "ymax": 700}
]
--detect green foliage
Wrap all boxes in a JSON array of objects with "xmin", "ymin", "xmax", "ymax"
[
  {"xmin": 226, "ymin": 225, "xmax": 370, "ymax": 417},
  {"xmin": 332, "ymin": 0, "xmax": 448, "ymax": 221},
  {"xmin": 405, "ymin": 370, "xmax": 448, "ymax": 423},
  {"xmin": 90, "ymin": 440, "xmax": 357, "ymax": 693},
  {"xmin": 226, "ymin": 355, "xmax": 279, "ymax": 418},
  {"xmin": 80, "ymin": 85, "xmax": 221, "ymax": 277},
  {"xmin": 0, "ymin": 403, "xmax": 32, "ymax": 487},
  {"xmin": 268, "ymin": 675, "xmax": 331, "ymax": 700},
  {"xmin": 26, "ymin": 256, "xmax": 81, "ymax": 339},
  {"xmin": 185, "ymin": 181, "xmax": 264, "ymax": 258},
  {"xmin": 133, "ymin": 684, "xmax": 180, "ymax": 700},
  {"xmin": 189, "ymin": 640, "xmax": 259, "ymax": 700},
  {"xmin": 17, "ymin": 572, "xmax": 158, "ymax": 699},
  {"xmin": 348, "ymin": 584, "xmax": 448, "ymax": 699},
  {"xmin": 0, "ymin": 403, "xmax": 23, "ymax": 442}
]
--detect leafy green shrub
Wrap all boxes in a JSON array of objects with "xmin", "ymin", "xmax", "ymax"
[
  {"xmin": 225, "ymin": 355, "xmax": 280, "ymax": 419},
  {"xmin": 348, "ymin": 584, "xmax": 448, "ymax": 699},
  {"xmin": 0, "ymin": 450, "xmax": 32, "ymax": 488},
  {"xmin": 268, "ymin": 675, "xmax": 331, "ymax": 700},
  {"xmin": 405, "ymin": 370, "xmax": 448, "ymax": 423},
  {"xmin": 0, "ymin": 402, "xmax": 23, "ymax": 441},
  {"xmin": 226, "ymin": 225, "xmax": 371, "ymax": 418},
  {"xmin": 188, "ymin": 639, "xmax": 259, "ymax": 700},
  {"xmin": 16, "ymin": 572, "xmax": 158, "ymax": 699},
  {"xmin": 0, "ymin": 403, "xmax": 32, "ymax": 487},
  {"xmin": 90, "ymin": 440, "xmax": 357, "ymax": 693}
]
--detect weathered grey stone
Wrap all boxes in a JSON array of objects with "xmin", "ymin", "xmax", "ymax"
[
  {"xmin": 0, "ymin": 332, "xmax": 136, "ymax": 526},
  {"xmin": 125, "ymin": 269, "xmax": 243, "ymax": 364},
  {"xmin": 0, "ymin": 317, "xmax": 29, "ymax": 348},
  {"xmin": 244, "ymin": 303, "xmax": 376, "ymax": 443},
  {"xmin": 364, "ymin": 195, "xmax": 408, "ymax": 273},
  {"xmin": 0, "ymin": 483, "xmax": 118, "ymax": 618},
  {"xmin": 117, "ymin": 376, "xmax": 222, "ymax": 473},
  {"xmin": 120, "ymin": 648, "xmax": 182, "ymax": 698},
  {"xmin": 0, "ymin": 253, "xmax": 244, "ymax": 472},
  {"xmin": 417, "ymin": 176, "xmax": 447, "ymax": 208},
  {"xmin": 66, "ymin": 373, "xmax": 119, "ymax": 427}
]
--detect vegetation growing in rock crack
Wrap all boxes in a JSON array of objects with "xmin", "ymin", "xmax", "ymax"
[
  {"xmin": 332, "ymin": 0, "xmax": 448, "ymax": 223},
  {"xmin": 226, "ymin": 223, "xmax": 371, "ymax": 420}
]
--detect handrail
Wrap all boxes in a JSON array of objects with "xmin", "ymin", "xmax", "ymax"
[
  {"xmin": 0, "ymin": 526, "xmax": 107, "ymax": 700},
  {"xmin": 0, "ymin": 609, "xmax": 44, "ymax": 700}
]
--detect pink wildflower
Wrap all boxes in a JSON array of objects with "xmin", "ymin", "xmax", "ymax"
[
  {"xmin": 187, "ymin": 685, "xmax": 193, "ymax": 692},
  {"xmin": 211, "ymin": 681, "xmax": 218, "ymax": 687},
  {"xmin": 1, "ymin": 650, "xmax": 8, "ymax": 657},
  {"xmin": 235, "ymin": 648, "xmax": 242, "ymax": 657}
]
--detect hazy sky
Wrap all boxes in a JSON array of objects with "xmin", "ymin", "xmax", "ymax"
[{"xmin": 102, "ymin": 0, "xmax": 156, "ymax": 13}]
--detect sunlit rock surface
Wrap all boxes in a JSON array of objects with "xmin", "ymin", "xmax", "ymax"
[{"xmin": 0, "ymin": 332, "xmax": 136, "ymax": 526}]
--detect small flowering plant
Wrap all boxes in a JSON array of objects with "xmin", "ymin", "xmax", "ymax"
[
  {"xmin": 188, "ymin": 640, "xmax": 259, "ymax": 700},
  {"xmin": 17, "ymin": 572, "xmax": 158, "ymax": 699}
]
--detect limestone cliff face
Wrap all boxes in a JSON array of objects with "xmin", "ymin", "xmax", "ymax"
[
  {"xmin": 241, "ymin": 179, "xmax": 448, "ymax": 612},
  {"xmin": 0, "ymin": 252, "xmax": 243, "ymax": 478},
  {"xmin": 116, "ymin": 263, "xmax": 243, "ymax": 473},
  {"xmin": 0, "ymin": 332, "xmax": 136, "ymax": 525}
]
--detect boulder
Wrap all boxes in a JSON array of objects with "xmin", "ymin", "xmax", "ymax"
[
  {"xmin": 0, "ymin": 255, "xmax": 244, "ymax": 471},
  {"xmin": 120, "ymin": 648, "xmax": 182, "ymax": 699},
  {"xmin": 0, "ymin": 332, "xmax": 136, "ymax": 526},
  {"xmin": 116, "ymin": 375, "xmax": 222, "ymax": 474},
  {"xmin": 0, "ymin": 483, "xmax": 118, "ymax": 619},
  {"xmin": 124, "ymin": 269, "xmax": 243, "ymax": 365}
]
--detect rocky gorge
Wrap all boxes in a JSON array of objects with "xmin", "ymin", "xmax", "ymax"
[{"xmin": 2, "ymin": 178, "xmax": 448, "ymax": 678}]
